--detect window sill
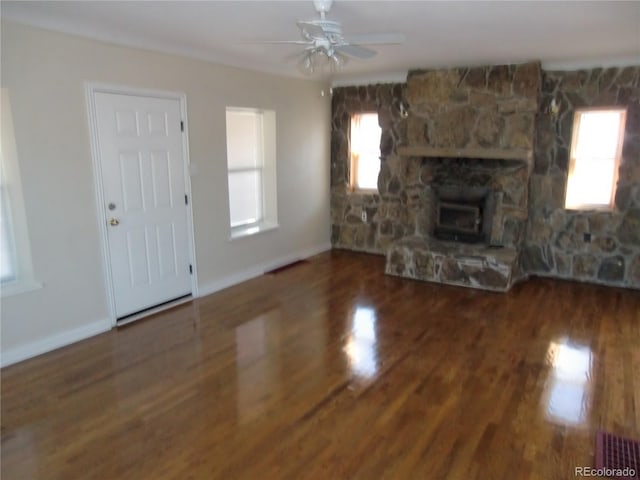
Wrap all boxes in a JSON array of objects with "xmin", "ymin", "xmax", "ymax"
[
  {"xmin": 564, "ymin": 205, "xmax": 615, "ymax": 213},
  {"xmin": 348, "ymin": 187, "xmax": 379, "ymax": 194},
  {"xmin": 229, "ymin": 222, "xmax": 279, "ymax": 240},
  {"xmin": 1, "ymin": 279, "xmax": 44, "ymax": 298}
]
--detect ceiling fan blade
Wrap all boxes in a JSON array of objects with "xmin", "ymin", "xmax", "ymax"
[
  {"xmin": 296, "ymin": 21, "xmax": 327, "ymax": 39},
  {"xmin": 240, "ymin": 40, "xmax": 311, "ymax": 45},
  {"xmin": 342, "ymin": 33, "xmax": 406, "ymax": 45},
  {"xmin": 335, "ymin": 44, "xmax": 376, "ymax": 59}
]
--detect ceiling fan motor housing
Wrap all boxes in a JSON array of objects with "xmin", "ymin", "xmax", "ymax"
[{"xmin": 307, "ymin": 20, "xmax": 342, "ymax": 39}]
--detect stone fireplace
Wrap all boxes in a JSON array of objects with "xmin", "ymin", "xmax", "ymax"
[
  {"xmin": 330, "ymin": 63, "xmax": 640, "ymax": 291},
  {"xmin": 385, "ymin": 153, "xmax": 532, "ymax": 291},
  {"xmin": 380, "ymin": 63, "xmax": 541, "ymax": 290},
  {"xmin": 381, "ymin": 61, "xmax": 540, "ymax": 290}
]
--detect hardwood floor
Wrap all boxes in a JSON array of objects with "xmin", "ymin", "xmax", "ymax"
[{"xmin": 2, "ymin": 251, "xmax": 639, "ymax": 479}]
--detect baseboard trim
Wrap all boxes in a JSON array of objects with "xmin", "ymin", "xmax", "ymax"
[
  {"xmin": 197, "ymin": 243, "xmax": 331, "ymax": 298},
  {"xmin": 528, "ymin": 272, "xmax": 639, "ymax": 291},
  {"xmin": 1, "ymin": 318, "xmax": 112, "ymax": 368},
  {"xmin": 0, "ymin": 245, "xmax": 332, "ymax": 367}
]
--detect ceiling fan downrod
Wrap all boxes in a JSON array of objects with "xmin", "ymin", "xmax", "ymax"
[{"xmin": 313, "ymin": 0, "xmax": 333, "ymax": 20}]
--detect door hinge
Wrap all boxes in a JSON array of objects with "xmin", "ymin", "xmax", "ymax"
[
  {"xmin": 185, "ymin": 194, "xmax": 189, "ymax": 205},
  {"xmin": 189, "ymin": 264, "xmax": 193, "ymax": 274},
  {"xmin": 180, "ymin": 120, "xmax": 184, "ymax": 132}
]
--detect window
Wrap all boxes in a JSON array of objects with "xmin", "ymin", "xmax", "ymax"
[
  {"xmin": 350, "ymin": 113, "xmax": 381, "ymax": 191},
  {"xmin": 0, "ymin": 161, "xmax": 16, "ymax": 282},
  {"xmin": 564, "ymin": 108, "xmax": 626, "ymax": 210},
  {"xmin": 1, "ymin": 88, "xmax": 39, "ymax": 296},
  {"xmin": 225, "ymin": 107, "xmax": 277, "ymax": 238}
]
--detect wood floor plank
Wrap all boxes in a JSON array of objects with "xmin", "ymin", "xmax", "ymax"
[{"xmin": 1, "ymin": 250, "xmax": 639, "ymax": 479}]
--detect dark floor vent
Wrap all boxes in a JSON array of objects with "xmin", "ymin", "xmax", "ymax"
[{"xmin": 595, "ymin": 431, "xmax": 640, "ymax": 479}]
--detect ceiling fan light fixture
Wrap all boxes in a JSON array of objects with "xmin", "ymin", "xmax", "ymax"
[
  {"xmin": 299, "ymin": 53, "xmax": 313, "ymax": 74},
  {"xmin": 298, "ymin": 47, "xmax": 346, "ymax": 75},
  {"xmin": 330, "ymin": 52, "xmax": 345, "ymax": 71},
  {"xmin": 298, "ymin": 51, "xmax": 316, "ymax": 74}
]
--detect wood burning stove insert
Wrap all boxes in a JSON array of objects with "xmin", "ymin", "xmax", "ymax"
[{"xmin": 433, "ymin": 186, "xmax": 493, "ymax": 243}]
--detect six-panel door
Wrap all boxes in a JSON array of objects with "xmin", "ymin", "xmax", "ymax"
[{"xmin": 94, "ymin": 92, "xmax": 191, "ymax": 318}]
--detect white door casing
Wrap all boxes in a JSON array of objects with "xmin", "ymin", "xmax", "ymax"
[{"xmin": 88, "ymin": 87, "xmax": 195, "ymax": 320}]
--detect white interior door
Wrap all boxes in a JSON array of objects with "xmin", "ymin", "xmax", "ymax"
[{"xmin": 94, "ymin": 92, "xmax": 192, "ymax": 318}]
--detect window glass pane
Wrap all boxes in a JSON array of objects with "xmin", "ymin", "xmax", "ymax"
[
  {"xmin": 226, "ymin": 110, "xmax": 263, "ymax": 169},
  {"xmin": 228, "ymin": 170, "xmax": 263, "ymax": 227},
  {"xmin": 351, "ymin": 113, "xmax": 381, "ymax": 190},
  {"xmin": 357, "ymin": 153, "xmax": 380, "ymax": 190},
  {"xmin": 1, "ymin": 188, "xmax": 16, "ymax": 282},
  {"xmin": 565, "ymin": 158, "xmax": 616, "ymax": 208},
  {"xmin": 565, "ymin": 109, "xmax": 625, "ymax": 210},
  {"xmin": 574, "ymin": 111, "xmax": 622, "ymax": 159}
]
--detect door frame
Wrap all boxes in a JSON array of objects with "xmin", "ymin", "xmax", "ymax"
[{"xmin": 85, "ymin": 82, "xmax": 198, "ymax": 326}]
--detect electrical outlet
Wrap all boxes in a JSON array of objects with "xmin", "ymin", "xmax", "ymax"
[{"xmin": 361, "ymin": 211, "xmax": 367, "ymax": 222}]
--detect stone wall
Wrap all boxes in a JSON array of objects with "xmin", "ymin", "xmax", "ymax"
[
  {"xmin": 330, "ymin": 63, "xmax": 640, "ymax": 290},
  {"xmin": 331, "ymin": 63, "xmax": 541, "ymax": 256},
  {"xmin": 406, "ymin": 63, "xmax": 540, "ymax": 150},
  {"xmin": 330, "ymin": 83, "xmax": 407, "ymax": 254},
  {"xmin": 523, "ymin": 66, "xmax": 640, "ymax": 288}
]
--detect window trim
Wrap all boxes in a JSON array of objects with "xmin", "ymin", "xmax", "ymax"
[
  {"xmin": 0, "ymin": 162, "xmax": 17, "ymax": 284},
  {"xmin": 564, "ymin": 107, "xmax": 627, "ymax": 212},
  {"xmin": 226, "ymin": 108, "xmax": 265, "ymax": 229},
  {"xmin": 225, "ymin": 107, "xmax": 278, "ymax": 240},
  {"xmin": 229, "ymin": 221, "xmax": 279, "ymax": 241},
  {"xmin": 1, "ymin": 88, "xmax": 42, "ymax": 297},
  {"xmin": 349, "ymin": 112, "xmax": 381, "ymax": 193}
]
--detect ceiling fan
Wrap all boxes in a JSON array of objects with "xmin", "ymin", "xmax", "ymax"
[{"xmin": 251, "ymin": 0, "xmax": 405, "ymax": 74}]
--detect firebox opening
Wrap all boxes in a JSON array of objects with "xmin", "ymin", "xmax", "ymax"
[
  {"xmin": 435, "ymin": 200, "xmax": 485, "ymax": 243},
  {"xmin": 433, "ymin": 186, "xmax": 493, "ymax": 244}
]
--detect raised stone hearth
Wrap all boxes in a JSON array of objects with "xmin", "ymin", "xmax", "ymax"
[{"xmin": 386, "ymin": 237, "xmax": 518, "ymax": 291}]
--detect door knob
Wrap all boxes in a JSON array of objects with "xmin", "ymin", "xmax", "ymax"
[{"xmin": 109, "ymin": 218, "xmax": 120, "ymax": 226}]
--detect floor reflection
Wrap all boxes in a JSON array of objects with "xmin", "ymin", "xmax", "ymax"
[
  {"xmin": 344, "ymin": 306, "xmax": 378, "ymax": 378},
  {"xmin": 235, "ymin": 315, "xmax": 273, "ymax": 424},
  {"xmin": 543, "ymin": 338, "xmax": 593, "ymax": 426}
]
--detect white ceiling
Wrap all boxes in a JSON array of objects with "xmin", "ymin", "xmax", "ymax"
[{"xmin": 2, "ymin": 1, "xmax": 639, "ymax": 85}]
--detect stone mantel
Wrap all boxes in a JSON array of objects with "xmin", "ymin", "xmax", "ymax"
[{"xmin": 397, "ymin": 145, "xmax": 532, "ymax": 163}]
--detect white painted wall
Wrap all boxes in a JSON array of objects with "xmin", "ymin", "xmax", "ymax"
[{"xmin": 0, "ymin": 21, "xmax": 331, "ymax": 365}]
